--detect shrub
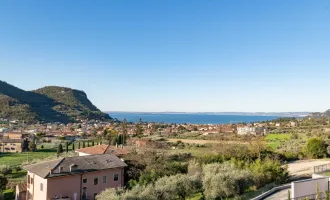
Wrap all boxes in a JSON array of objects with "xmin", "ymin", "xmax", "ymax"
[
  {"xmin": 0, "ymin": 174, "xmax": 8, "ymax": 190},
  {"xmin": 0, "ymin": 165, "xmax": 12, "ymax": 176},
  {"xmin": 96, "ymin": 188, "xmax": 125, "ymax": 200},
  {"xmin": 307, "ymin": 138, "xmax": 327, "ymax": 158},
  {"xmin": 3, "ymin": 189, "xmax": 14, "ymax": 200},
  {"xmin": 249, "ymin": 158, "xmax": 288, "ymax": 188}
]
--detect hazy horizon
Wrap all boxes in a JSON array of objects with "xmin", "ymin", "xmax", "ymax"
[{"xmin": 0, "ymin": 1, "xmax": 329, "ymax": 112}]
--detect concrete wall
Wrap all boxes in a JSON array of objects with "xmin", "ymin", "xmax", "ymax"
[
  {"xmin": 47, "ymin": 174, "xmax": 81, "ymax": 200},
  {"xmin": 26, "ymin": 171, "xmax": 33, "ymax": 200},
  {"xmin": 33, "ymin": 174, "xmax": 47, "ymax": 200},
  {"xmin": 47, "ymin": 167, "xmax": 124, "ymax": 200},
  {"xmin": 81, "ymin": 167, "xmax": 124, "ymax": 198},
  {"xmin": 27, "ymin": 172, "xmax": 48, "ymax": 200},
  {"xmin": 291, "ymin": 177, "xmax": 329, "ymax": 198}
]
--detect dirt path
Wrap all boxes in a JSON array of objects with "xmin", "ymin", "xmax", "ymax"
[
  {"xmin": 167, "ymin": 138, "xmax": 248, "ymax": 145},
  {"xmin": 286, "ymin": 159, "xmax": 330, "ymax": 176}
]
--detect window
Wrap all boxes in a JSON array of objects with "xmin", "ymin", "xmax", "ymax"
[
  {"xmin": 94, "ymin": 177, "xmax": 98, "ymax": 185},
  {"xmin": 27, "ymin": 175, "xmax": 30, "ymax": 184},
  {"xmin": 103, "ymin": 176, "xmax": 107, "ymax": 184},
  {"xmin": 40, "ymin": 183, "xmax": 43, "ymax": 191},
  {"xmin": 94, "ymin": 193, "xmax": 97, "ymax": 200},
  {"xmin": 83, "ymin": 178, "xmax": 87, "ymax": 184},
  {"xmin": 31, "ymin": 178, "xmax": 33, "ymax": 185},
  {"xmin": 114, "ymin": 174, "xmax": 119, "ymax": 182}
]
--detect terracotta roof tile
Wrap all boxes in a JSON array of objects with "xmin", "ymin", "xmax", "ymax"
[{"xmin": 76, "ymin": 144, "xmax": 108, "ymax": 155}]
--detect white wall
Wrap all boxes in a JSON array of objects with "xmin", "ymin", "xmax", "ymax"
[
  {"xmin": 291, "ymin": 177, "xmax": 329, "ymax": 198},
  {"xmin": 77, "ymin": 152, "xmax": 90, "ymax": 156}
]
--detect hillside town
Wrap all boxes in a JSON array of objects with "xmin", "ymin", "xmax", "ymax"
[{"xmin": 1, "ymin": 115, "xmax": 330, "ymax": 199}]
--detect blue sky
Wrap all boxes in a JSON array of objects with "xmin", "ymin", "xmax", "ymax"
[{"xmin": 0, "ymin": 0, "xmax": 329, "ymax": 112}]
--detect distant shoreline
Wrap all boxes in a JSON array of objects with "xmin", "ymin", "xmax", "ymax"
[
  {"xmin": 106, "ymin": 111, "xmax": 310, "ymax": 117},
  {"xmin": 107, "ymin": 112, "xmax": 306, "ymax": 124}
]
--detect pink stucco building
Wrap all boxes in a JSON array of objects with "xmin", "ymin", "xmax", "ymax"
[{"xmin": 23, "ymin": 154, "xmax": 127, "ymax": 200}]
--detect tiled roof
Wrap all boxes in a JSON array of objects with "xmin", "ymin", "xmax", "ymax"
[
  {"xmin": 76, "ymin": 144, "xmax": 108, "ymax": 155},
  {"xmin": 24, "ymin": 154, "xmax": 127, "ymax": 179},
  {"xmin": 76, "ymin": 145, "xmax": 131, "ymax": 156},
  {"xmin": 105, "ymin": 146, "xmax": 130, "ymax": 156}
]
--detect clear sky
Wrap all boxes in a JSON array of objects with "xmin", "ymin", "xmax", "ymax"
[{"xmin": 0, "ymin": 1, "xmax": 329, "ymax": 112}]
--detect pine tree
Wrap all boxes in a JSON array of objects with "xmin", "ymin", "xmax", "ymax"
[
  {"xmin": 28, "ymin": 138, "xmax": 36, "ymax": 152},
  {"xmin": 122, "ymin": 119, "xmax": 128, "ymax": 145},
  {"xmin": 65, "ymin": 142, "xmax": 69, "ymax": 153},
  {"xmin": 135, "ymin": 118, "xmax": 144, "ymax": 137}
]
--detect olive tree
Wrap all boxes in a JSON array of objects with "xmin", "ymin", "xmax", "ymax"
[
  {"xmin": 97, "ymin": 174, "xmax": 201, "ymax": 200},
  {"xmin": 202, "ymin": 162, "xmax": 254, "ymax": 200}
]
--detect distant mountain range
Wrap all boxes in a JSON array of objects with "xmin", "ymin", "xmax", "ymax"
[{"xmin": 0, "ymin": 81, "xmax": 111, "ymax": 123}]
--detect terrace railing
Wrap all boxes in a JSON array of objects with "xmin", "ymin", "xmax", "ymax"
[{"xmin": 314, "ymin": 163, "xmax": 330, "ymax": 174}]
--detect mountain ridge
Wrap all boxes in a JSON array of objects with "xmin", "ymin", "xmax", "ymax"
[{"xmin": 0, "ymin": 81, "xmax": 111, "ymax": 123}]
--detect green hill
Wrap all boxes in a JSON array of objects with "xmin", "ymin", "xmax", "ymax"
[{"xmin": 0, "ymin": 81, "xmax": 111, "ymax": 123}]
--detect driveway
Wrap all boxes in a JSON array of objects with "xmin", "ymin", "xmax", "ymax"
[{"xmin": 286, "ymin": 159, "xmax": 330, "ymax": 177}]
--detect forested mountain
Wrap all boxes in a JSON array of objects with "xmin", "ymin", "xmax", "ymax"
[{"xmin": 0, "ymin": 81, "xmax": 111, "ymax": 123}]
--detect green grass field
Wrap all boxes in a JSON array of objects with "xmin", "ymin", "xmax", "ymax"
[
  {"xmin": 0, "ymin": 149, "xmax": 57, "ymax": 167},
  {"xmin": 265, "ymin": 134, "xmax": 291, "ymax": 149},
  {"xmin": 0, "ymin": 142, "xmax": 80, "ymax": 167},
  {"xmin": 0, "ymin": 142, "xmax": 80, "ymax": 184}
]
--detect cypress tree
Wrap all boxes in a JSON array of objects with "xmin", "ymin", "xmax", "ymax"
[
  {"xmin": 72, "ymin": 142, "xmax": 75, "ymax": 151},
  {"xmin": 65, "ymin": 142, "xmax": 68, "ymax": 153},
  {"xmin": 57, "ymin": 144, "xmax": 63, "ymax": 154}
]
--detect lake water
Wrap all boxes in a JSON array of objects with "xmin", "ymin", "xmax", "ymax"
[{"xmin": 108, "ymin": 112, "xmax": 279, "ymax": 124}]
